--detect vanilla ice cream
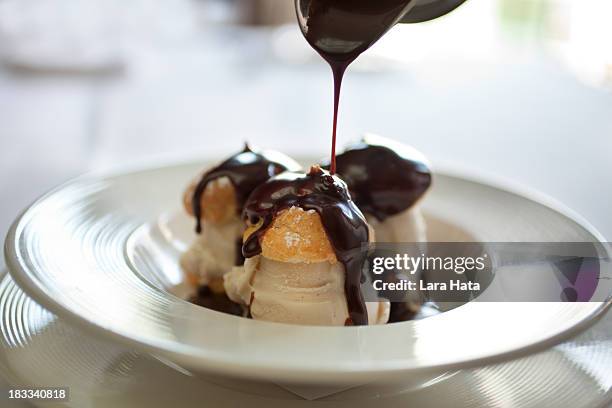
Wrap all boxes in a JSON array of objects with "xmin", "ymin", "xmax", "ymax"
[
  {"xmin": 225, "ymin": 206, "xmax": 390, "ymax": 326},
  {"xmin": 366, "ymin": 205, "xmax": 427, "ymax": 243},
  {"xmin": 181, "ymin": 176, "xmax": 243, "ymax": 289}
]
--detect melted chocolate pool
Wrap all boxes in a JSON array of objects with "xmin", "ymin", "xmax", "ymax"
[
  {"xmin": 242, "ymin": 166, "xmax": 371, "ymax": 325},
  {"xmin": 189, "ymin": 286, "xmax": 245, "ymax": 317},
  {"xmin": 296, "ymin": 0, "xmax": 416, "ymax": 172},
  {"xmin": 330, "ymin": 135, "xmax": 432, "ymax": 221},
  {"xmin": 191, "ymin": 145, "xmax": 300, "ymax": 234}
]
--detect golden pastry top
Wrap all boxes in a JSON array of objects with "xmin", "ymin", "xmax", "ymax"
[
  {"xmin": 183, "ymin": 176, "xmax": 238, "ymax": 224},
  {"xmin": 247, "ymin": 206, "xmax": 337, "ymax": 264}
]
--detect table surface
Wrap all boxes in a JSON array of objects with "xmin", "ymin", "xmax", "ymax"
[{"xmin": 0, "ymin": 6, "xmax": 610, "ymax": 405}]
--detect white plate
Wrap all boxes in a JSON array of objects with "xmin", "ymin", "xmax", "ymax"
[
  {"xmin": 4, "ymin": 160, "xmax": 611, "ymax": 387},
  {"xmin": 0, "ymin": 271, "xmax": 610, "ymax": 407}
]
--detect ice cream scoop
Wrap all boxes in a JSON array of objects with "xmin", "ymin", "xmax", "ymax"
[
  {"xmin": 181, "ymin": 176, "xmax": 243, "ymax": 290},
  {"xmin": 366, "ymin": 207, "xmax": 426, "ymax": 243},
  {"xmin": 225, "ymin": 206, "xmax": 389, "ymax": 325},
  {"xmin": 181, "ymin": 145, "xmax": 300, "ymax": 291},
  {"xmin": 225, "ymin": 166, "xmax": 389, "ymax": 326}
]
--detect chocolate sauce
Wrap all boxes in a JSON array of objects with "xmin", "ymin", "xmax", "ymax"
[
  {"xmin": 189, "ymin": 286, "xmax": 245, "ymax": 317},
  {"xmin": 296, "ymin": 0, "xmax": 416, "ymax": 172},
  {"xmin": 388, "ymin": 301, "xmax": 440, "ymax": 323},
  {"xmin": 328, "ymin": 135, "xmax": 431, "ymax": 221},
  {"xmin": 235, "ymin": 238, "xmax": 245, "ymax": 266},
  {"xmin": 242, "ymin": 166, "xmax": 371, "ymax": 325},
  {"xmin": 191, "ymin": 144, "xmax": 300, "ymax": 234}
]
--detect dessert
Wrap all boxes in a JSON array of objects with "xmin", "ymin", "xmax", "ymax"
[
  {"xmin": 331, "ymin": 134, "xmax": 432, "ymax": 243},
  {"xmin": 183, "ymin": 1, "xmax": 437, "ymax": 325},
  {"xmin": 224, "ymin": 166, "xmax": 390, "ymax": 326},
  {"xmin": 181, "ymin": 145, "xmax": 300, "ymax": 293}
]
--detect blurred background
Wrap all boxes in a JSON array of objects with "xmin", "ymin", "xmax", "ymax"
[{"xmin": 0, "ymin": 0, "xmax": 611, "ymax": 267}]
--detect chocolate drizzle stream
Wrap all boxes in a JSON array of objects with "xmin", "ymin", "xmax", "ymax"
[
  {"xmin": 191, "ymin": 144, "xmax": 300, "ymax": 234},
  {"xmin": 296, "ymin": 0, "xmax": 416, "ymax": 172},
  {"xmin": 242, "ymin": 166, "xmax": 371, "ymax": 325},
  {"xmin": 329, "ymin": 135, "xmax": 432, "ymax": 221}
]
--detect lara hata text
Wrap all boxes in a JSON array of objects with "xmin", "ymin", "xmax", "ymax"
[{"xmin": 373, "ymin": 279, "xmax": 480, "ymax": 292}]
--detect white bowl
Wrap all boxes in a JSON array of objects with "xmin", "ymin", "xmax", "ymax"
[{"xmin": 4, "ymin": 160, "xmax": 610, "ymax": 395}]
